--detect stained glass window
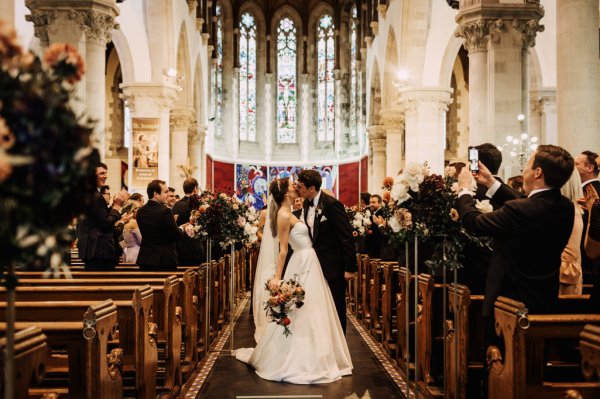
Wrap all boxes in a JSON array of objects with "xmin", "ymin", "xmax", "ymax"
[
  {"xmin": 317, "ymin": 14, "xmax": 335, "ymax": 142},
  {"xmin": 213, "ymin": 3, "xmax": 223, "ymax": 137},
  {"xmin": 239, "ymin": 12, "xmax": 257, "ymax": 141},
  {"xmin": 276, "ymin": 17, "xmax": 297, "ymax": 143},
  {"xmin": 349, "ymin": 6, "xmax": 358, "ymax": 142}
]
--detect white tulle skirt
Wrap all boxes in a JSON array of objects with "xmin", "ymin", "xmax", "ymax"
[{"xmin": 236, "ymin": 247, "xmax": 352, "ymax": 384}]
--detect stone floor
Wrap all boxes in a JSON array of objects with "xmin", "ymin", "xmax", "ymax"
[{"xmin": 186, "ymin": 297, "xmax": 411, "ymax": 399}]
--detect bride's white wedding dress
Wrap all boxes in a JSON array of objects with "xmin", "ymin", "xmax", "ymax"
[{"xmin": 236, "ymin": 222, "xmax": 353, "ymax": 384}]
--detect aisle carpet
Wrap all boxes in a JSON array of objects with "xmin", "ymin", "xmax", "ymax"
[{"xmin": 187, "ymin": 297, "xmax": 410, "ymax": 399}]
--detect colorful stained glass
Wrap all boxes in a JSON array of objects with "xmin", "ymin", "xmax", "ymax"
[
  {"xmin": 317, "ymin": 14, "xmax": 335, "ymax": 142},
  {"xmin": 277, "ymin": 17, "xmax": 297, "ymax": 143},
  {"xmin": 349, "ymin": 5, "xmax": 358, "ymax": 142},
  {"xmin": 214, "ymin": 3, "xmax": 223, "ymax": 137},
  {"xmin": 239, "ymin": 12, "xmax": 257, "ymax": 141}
]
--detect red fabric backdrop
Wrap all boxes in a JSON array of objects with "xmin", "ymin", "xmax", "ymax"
[
  {"xmin": 338, "ymin": 162, "xmax": 359, "ymax": 207},
  {"xmin": 206, "ymin": 155, "xmax": 213, "ymax": 191},
  {"xmin": 213, "ymin": 160, "xmax": 235, "ymax": 194}
]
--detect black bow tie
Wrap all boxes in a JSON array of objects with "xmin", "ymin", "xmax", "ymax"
[{"xmin": 306, "ymin": 200, "xmax": 316, "ymax": 208}]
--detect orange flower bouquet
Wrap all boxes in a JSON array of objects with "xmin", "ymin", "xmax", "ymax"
[{"xmin": 264, "ymin": 275, "xmax": 306, "ymax": 337}]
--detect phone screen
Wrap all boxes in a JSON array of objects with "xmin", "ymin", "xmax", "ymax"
[{"xmin": 468, "ymin": 147, "xmax": 479, "ymax": 173}]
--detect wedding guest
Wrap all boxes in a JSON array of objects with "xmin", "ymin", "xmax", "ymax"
[
  {"xmin": 365, "ymin": 194, "xmax": 384, "ymax": 259},
  {"xmin": 359, "ymin": 192, "xmax": 371, "ymax": 211},
  {"xmin": 507, "ymin": 175, "xmax": 524, "ymax": 193},
  {"xmin": 292, "ymin": 197, "xmax": 304, "ymax": 216},
  {"xmin": 122, "ymin": 204, "xmax": 142, "ymax": 264},
  {"xmin": 129, "ymin": 192, "xmax": 145, "ymax": 208},
  {"xmin": 136, "ymin": 179, "xmax": 191, "ymax": 271},
  {"xmin": 77, "ymin": 162, "xmax": 130, "ymax": 271},
  {"xmin": 166, "ymin": 186, "xmax": 177, "ymax": 209},
  {"xmin": 575, "ymin": 150, "xmax": 600, "ymax": 307},
  {"xmin": 559, "ymin": 169, "xmax": 584, "ymax": 295},
  {"xmin": 456, "ymin": 145, "xmax": 574, "ymax": 350},
  {"xmin": 172, "ymin": 178, "xmax": 205, "ymax": 266}
]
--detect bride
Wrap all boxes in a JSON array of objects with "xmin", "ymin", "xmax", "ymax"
[{"xmin": 236, "ymin": 177, "xmax": 353, "ymax": 384}]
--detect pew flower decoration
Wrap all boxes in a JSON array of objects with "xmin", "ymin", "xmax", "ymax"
[
  {"xmin": 0, "ymin": 21, "xmax": 97, "ymax": 279},
  {"xmin": 351, "ymin": 208, "xmax": 372, "ymax": 237},
  {"xmin": 264, "ymin": 275, "xmax": 306, "ymax": 337},
  {"xmin": 381, "ymin": 162, "xmax": 490, "ymax": 271}
]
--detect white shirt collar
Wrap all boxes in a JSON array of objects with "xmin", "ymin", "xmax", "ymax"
[
  {"xmin": 528, "ymin": 187, "xmax": 552, "ymax": 198},
  {"xmin": 311, "ymin": 190, "xmax": 322, "ymax": 207}
]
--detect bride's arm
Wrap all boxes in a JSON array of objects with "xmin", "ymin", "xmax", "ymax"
[{"xmin": 273, "ymin": 211, "xmax": 291, "ymax": 281}]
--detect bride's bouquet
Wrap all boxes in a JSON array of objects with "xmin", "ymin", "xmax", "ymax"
[{"xmin": 264, "ymin": 275, "xmax": 306, "ymax": 337}]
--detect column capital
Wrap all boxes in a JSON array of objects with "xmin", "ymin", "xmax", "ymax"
[
  {"xmin": 454, "ymin": 19, "xmax": 500, "ymax": 53},
  {"xmin": 512, "ymin": 18, "xmax": 545, "ymax": 50},
  {"xmin": 380, "ymin": 109, "xmax": 404, "ymax": 131},
  {"xmin": 188, "ymin": 124, "xmax": 207, "ymax": 144},
  {"xmin": 377, "ymin": 4, "xmax": 387, "ymax": 19},
  {"xmin": 398, "ymin": 87, "xmax": 453, "ymax": 113},
  {"xmin": 170, "ymin": 107, "xmax": 195, "ymax": 130},
  {"xmin": 530, "ymin": 89, "xmax": 556, "ymax": 116},
  {"xmin": 25, "ymin": 0, "xmax": 120, "ymax": 45},
  {"xmin": 120, "ymin": 83, "xmax": 180, "ymax": 114},
  {"xmin": 368, "ymin": 124, "xmax": 386, "ymax": 141}
]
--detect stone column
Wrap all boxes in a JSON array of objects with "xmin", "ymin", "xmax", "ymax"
[
  {"xmin": 368, "ymin": 125, "xmax": 386, "ymax": 194},
  {"xmin": 121, "ymin": 83, "xmax": 179, "ymax": 191},
  {"xmin": 170, "ymin": 108, "xmax": 195, "ymax": 193},
  {"xmin": 26, "ymin": 1, "xmax": 120, "ymax": 160},
  {"xmin": 334, "ymin": 69, "xmax": 342, "ymax": 157},
  {"xmin": 399, "ymin": 88, "xmax": 452, "ymax": 174},
  {"xmin": 189, "ymin": 123, "xmax": 207, "ymax": 188},
  {"xmin": 557, "ymin": 0, "xmax": 599, "ymax": 154},
  {"xmin": 455, "ymin": 1, "xmax": 544, "ymax": 146},
  {"xmin": 380, "ymin": 109, "xmax": 404, "ymax": 177},
  {"xmin": 264, "ymin": 73, "xmax": 275, "ymax": 162}
]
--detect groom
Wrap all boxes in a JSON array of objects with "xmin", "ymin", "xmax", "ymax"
[{"xmin": 296, "ymin": 170, "xmax": 357, "ymax": 332}]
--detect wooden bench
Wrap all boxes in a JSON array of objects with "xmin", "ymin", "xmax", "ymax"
[
  {"xmin": 488, "ymin": 296, "xmax": 600, "ymax": 399},
  {"xmin": 1, "ymin": 300, "xmax": 123, "ymax": 399},
  {"xmin": 0, "ymin": 326, "xmax": 47, "ymax": 399}
]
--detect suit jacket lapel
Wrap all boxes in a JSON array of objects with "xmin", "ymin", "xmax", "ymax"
[
  {"xmin": 303, "ymin": 202, "xmax": 313, "ymax": 240},
  {"xmin": 312, "ymin": 193, "xmax": 325, "ymax": 243}
]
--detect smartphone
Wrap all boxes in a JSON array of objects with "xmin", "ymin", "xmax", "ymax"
[{"xmin": 468, "ymin": 146, "xmax": 479, "ymax": 174}]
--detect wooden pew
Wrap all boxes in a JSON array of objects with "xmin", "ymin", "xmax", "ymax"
[
  {"xmin": 368, "ymin": 259, "xmax": 384, "ymax": 340},
  {"xmin": 380, "ymin": 261, "xmax": 399, "ymax": 356},
  {"xmin": 396, "ymin": 266, "xmax": 412, "ymax": 370},
  {"xmin": 488, "ymin": 296, "xmax": 600, "ymax": 399},
  {"xmin": 580, "ymin": 324, "xmax": 600, "ymax": 383},
  {"xmin": 0, "ymin": 287, "xmax": 157, "ymax": 399},
  {"xmin": 1, "ymin": 300, "xmax": 123, "ymax": 399},
  {"xmin": 0, "ymin": 281, "xmax": 182, "ymax": 397},
  {"xmin": 0, "ymin": 326, "xmax": 47, "ymax": 399},
  {"xmin": 360, "ymin": 254, "xmax": 372, "ymax": 326},
  {"xmin": 445, "ymin": 283, "xmax": 471, "ymax": 399}
]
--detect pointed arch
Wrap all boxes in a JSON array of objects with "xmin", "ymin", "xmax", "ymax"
[
  {"xmin": 382, "ymin": 26, "xmax": 399, "ymax": 109},
  {"xmin": 175, "ymin": 22, "xmax": 192, "ymax": 107}
]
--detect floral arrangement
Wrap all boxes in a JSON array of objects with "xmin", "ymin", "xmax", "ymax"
[
  {"xmin": 346, "ymin": 207, "xmax": 372, "ymax": 237},
  {"xmin": 0, "ymin": 21, "xmax": 97, "ymax": 280},
  {"xmin": 191, "ymin": 191, "xmax": 259, "ymax": 247},
  {"xmin": 264, "ymin": 275, "xmax": 306, "ymax": 337},
  {"xmin": 381, "ymin": 162, "xmax": 490, "ymax": 271}
]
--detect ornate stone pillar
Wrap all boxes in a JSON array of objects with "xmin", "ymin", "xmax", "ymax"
[
  {"xmin": 170, "ymin": 108, "xmax": 195, "ymax": 193},
  {"xmin": 557, "ymin": 0, "xmax": 599, "ymax": 154},
  {"xmin": 334, "ymin": 69, "xmax": 342, "ymax": 157},
  {"xmin": 399, "ymin": 88, "xmax": 452, "ymax": 174},
  {"xmin": 368, "ymin": 125, "xmax": 386, "ymax": 194},
  {"xmin": 380, "ymin": 109, "xmax": 404, "ymax": 177},
  {"xmin": 189, "ymin": 123, "xmax": 207, "ymax": 188},
  {"xmin": 455, "ymin": 1, "xmax": 544, "ymax": 146},
  {"xmin": 530, "ymin": 90, "xmax": 557, "ymax": 145},
  {"xmin": 121, "ymin": 83, "xmax": 179, "ymax": 191},
  {"xmin": 264, "ymin": 73, "xmax": 275, "ymax": 162},
  {"xmin": 26, "ymin": 1, "xmax": 120, "ymax": 160}
]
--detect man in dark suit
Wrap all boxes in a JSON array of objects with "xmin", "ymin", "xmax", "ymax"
[
  {"xmin": 456, "ymin": 145, "xmax": 574, "ymax": 348},
  {"xmin": 296, "ymin": 170, "xmax": 357, "ymax": 332},
  {"xmin": 365, "ymin": 194, "xmax": 384, "ymax": 259},
  {"xmin": 136, "ymin": 179, "xmax": 190, "ymax": 271},
  {"xmin": 77, "ymin": 163, "xmax": 130, "ymax": 271},
  {"xmin": 575, "ymin": 150, "xmax": 600, "ymax": 308},
  {"xmin": 172, "ymin": 178, "xmax": 206, "ymax": 266}
]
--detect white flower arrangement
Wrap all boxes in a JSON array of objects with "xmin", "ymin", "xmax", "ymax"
[{"xmin": 475, "ymin": 199, "xmax": 493, "ymax": 213}]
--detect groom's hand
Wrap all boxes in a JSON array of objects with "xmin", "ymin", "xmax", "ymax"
[{"xmin": 344, "ymin": 272, "xmax": 356, "ymax": 280}]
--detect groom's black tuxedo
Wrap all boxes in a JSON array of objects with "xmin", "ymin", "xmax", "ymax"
[{"xmin": 305, "ymin": 192, "xmax": 357, "ymax": 331}]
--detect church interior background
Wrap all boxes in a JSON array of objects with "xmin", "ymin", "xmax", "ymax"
[{"xmin": 3, "ymin": 0, "xmax": 599, "ymax": 206}]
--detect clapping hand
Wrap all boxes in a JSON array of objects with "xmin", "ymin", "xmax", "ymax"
[{"xmin": 373, "ymin": 215, "xmax": 386, "ymax": 227}]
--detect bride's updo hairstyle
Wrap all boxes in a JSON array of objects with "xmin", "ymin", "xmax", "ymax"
[{"xmin": 269, "ymin": 178, "xmax": 289, "ymax": 237}]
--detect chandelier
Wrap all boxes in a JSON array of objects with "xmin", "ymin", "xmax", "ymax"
[{"xmin": 498, "ymin": 114, "xmax": 539, "ymax": 173}]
